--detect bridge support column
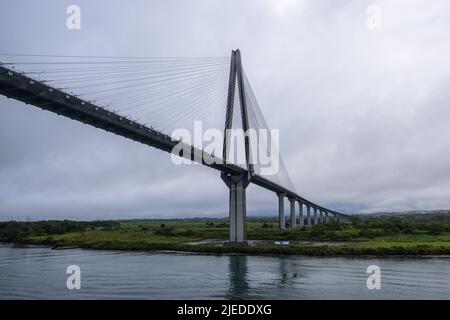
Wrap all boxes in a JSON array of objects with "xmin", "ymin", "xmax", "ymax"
[
  {"xmin": 306, "ymin": 205, "xmax": 311, "ymax": 227},
  {"xmin": 313, "ymin": 208, "xmax": 318, "ymax": 225},
  {"xmin": 289, "ymin": 198, "xmax": 296, "ymax": 229},
  {"xmin": 325, "ymin": 211, "xmax": 329, "ymax": 223},
  {"xmin": 278, "ymin": 193, "xmax": 286, "ymax": 229},
  {"xmin": 298, "ymin": 202, "xmax": 304, "ymax": 228},
  {"xmin": 221, "ymin": 173, "xmax": 249, "ymax": 244}
]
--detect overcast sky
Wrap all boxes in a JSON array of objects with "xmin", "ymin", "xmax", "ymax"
[{"xmin": 1, "ymin": 0, "xmax": 450, "ymax": 220}]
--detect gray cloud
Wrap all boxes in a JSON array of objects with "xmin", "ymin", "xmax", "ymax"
[{"xmin": 1, "ymin": 0, "xmax": 450, "ymax": 220}]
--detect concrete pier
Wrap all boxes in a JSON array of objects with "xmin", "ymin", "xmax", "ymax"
[
  {"xmin": 298, "ymin": 201, "xmax": 304, "ymax": 228},
  {"xmin": 289, "ymin": 198, "xmax": 296, "ymax": 229},
  {"xmin": 313, "ymin": 208, "xmax": 318, "ymax": 225},
  {"xmin": 221, "ymin": 173, "xmax": 249, "ymax": 244},
  {"xmin": 278, "ymin": 193, "xmax": 286, "ymax": 229},
  {"xmin": 306, "ymin": 205, "xmax": 311, "ymax": 226}
]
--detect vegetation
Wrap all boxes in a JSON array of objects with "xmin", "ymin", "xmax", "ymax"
[{"xmin": 1, "ymin": 214, "xmax": 450, "ymax": 256}]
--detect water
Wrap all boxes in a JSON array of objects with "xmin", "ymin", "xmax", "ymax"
[{"xmin": 0, "ymin": 244, "xmax": 449, "ymax": 299}]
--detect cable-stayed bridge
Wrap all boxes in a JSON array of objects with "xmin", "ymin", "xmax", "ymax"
[{"xmin": 0, "ymin": 50, "xmax": 347, "ymax": 244}]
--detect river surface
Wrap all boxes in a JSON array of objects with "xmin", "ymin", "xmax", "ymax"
[{"xmin": 0, "ymin": 244, "xmax": 449, "ymax": 299}]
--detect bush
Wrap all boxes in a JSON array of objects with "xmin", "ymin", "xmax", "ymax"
[
  {"xmin": 215, "ymin": 223, "xmax": 228, "ymax": 228},
  {"xmin": 358, "ymin": 229, "xmax": 377, "ymax": 239},
  {"xmin": 426, "ymin": 222, "xmax": 447, "ymax": 235},
  {"xmin": 154, "ymin": 225, "xmax": 176, "ymax": 236},
  {"xmin": 179, "ymin": 229, "xmax": 196, "ymax": 237}
]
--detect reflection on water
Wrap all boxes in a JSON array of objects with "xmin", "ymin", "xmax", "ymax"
[
  {"xmin": 227, "ymin": 256, "xmax": 249, "ymax": 299},
  {"xmin": 0, "ymin": 244, "xmax": 449, "ymax": 300},
  {"xmin": 277, "ymin": 258, "xmax": 300, "ymax": 287}
]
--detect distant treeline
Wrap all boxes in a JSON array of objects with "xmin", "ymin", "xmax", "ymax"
[{"xmin": 0, "ymin": 220, "xmax": 119, "ymax": 242}]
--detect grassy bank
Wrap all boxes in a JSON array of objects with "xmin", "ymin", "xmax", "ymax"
[{"xmin": 1, "ymin": 216, "xmax": 450, "ymax": 256}]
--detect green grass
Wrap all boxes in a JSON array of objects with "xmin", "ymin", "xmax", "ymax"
[{"xmin": 2, "ymin": 218, "xmax": 450, "ymax": 256}]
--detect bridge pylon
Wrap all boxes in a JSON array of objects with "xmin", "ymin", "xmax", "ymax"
[{"xmin": 222, "ymin": 49, "xmax": 253, "ymax": 244}]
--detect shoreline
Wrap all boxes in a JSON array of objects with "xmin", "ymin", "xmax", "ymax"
[{"xmin": 2, "ymin": 241, "xmax": 450, "ymax": 258}]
